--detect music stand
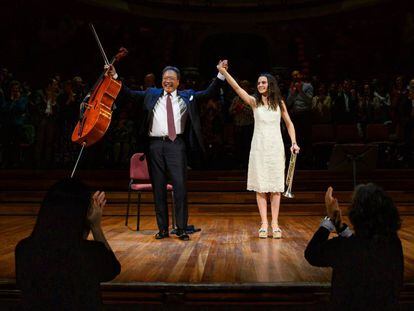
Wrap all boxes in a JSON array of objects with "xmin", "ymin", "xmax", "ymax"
[{"xmin": 328, "ymin": 144, "xmax": 378, "ymax": 188}]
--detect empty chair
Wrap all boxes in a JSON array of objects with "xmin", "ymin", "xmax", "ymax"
[{"xmin": 126, "ymin": 153, "xmax": 174, "ymax": 231}]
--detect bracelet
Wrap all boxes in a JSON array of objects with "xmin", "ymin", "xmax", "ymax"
[
  {"xmin": 292, "ymin": 142, "xmax": 297, "ymax": 146},
  {"xmin": 321, "ymin": 216, "xmax": 336, "ymax": 232}
]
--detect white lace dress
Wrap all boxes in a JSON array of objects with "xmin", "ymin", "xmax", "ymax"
[{"xmin": 247, "ymin": 105, "xmax": 285, "ymax": 193}]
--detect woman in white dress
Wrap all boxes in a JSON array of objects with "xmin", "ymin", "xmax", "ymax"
[{"xmin": 217, "ymin": 60, "xmax": 300, "ymax": 238}]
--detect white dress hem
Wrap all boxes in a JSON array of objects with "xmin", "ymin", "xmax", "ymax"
[{"xmin": 247, "ymin": 185, "xmax": 285, "ymax": 193}]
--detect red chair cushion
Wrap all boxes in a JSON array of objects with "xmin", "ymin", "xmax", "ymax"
[
  {"xmin": 131, "ymin": 184, "xmax": 153, "ymax": 191},
  {"xmin": 130, "ymin": 183, "xmax": 173, "ymax": 191}
]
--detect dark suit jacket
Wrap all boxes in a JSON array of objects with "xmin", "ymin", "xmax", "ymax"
[
  {"xmin": 305, "ymin": 227, "xmax": 403, "ymax": 311},
  {"xmin": 120, "ymin": 78, "xmax": 224, "ymax": 153}
]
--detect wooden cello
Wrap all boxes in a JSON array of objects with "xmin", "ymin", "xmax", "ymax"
[{"xmin": 70, "ymin": 24, "xmax": 128, "ymax": 177}]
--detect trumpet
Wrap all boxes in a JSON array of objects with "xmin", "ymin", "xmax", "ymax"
[{"xmin": 283, "ymin": 152, "xmax": 297, "ymax": 198}]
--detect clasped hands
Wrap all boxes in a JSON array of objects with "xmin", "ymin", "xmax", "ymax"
[{"xmin": 217, "ymin": 60, "xmax": 229, "ymax": 73}]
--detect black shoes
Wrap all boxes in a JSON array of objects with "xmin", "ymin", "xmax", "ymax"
[
  {"xmin": 175, "ymin": 229, "xmax": 190, "ymax": 241},
  {"xmin": 155, "ymin": 229, "xmax": 190, "ymax": 241},
  {"xmin": 155, "ymin": 230, "xmax": 169, "ymax": 239}
]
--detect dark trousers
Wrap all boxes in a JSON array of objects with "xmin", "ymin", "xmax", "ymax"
[{"xmin": 147, "ymin": 137, "xmax": 188, "ymax": 231}]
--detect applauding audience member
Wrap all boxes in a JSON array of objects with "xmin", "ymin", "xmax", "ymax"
[
  {"xmin": 305, "ymin": 184, "xmax": 403, "ymax": 311},
  {"xmin": 15, "ymin": 178, "xmax": 121, "ymax": 310}
]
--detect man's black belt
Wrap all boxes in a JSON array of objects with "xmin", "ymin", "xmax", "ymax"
[{"xmin": 149, "ymin": 134, "xmax": 184, "ymax": 141}]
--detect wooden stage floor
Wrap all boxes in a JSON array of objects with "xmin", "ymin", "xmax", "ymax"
[
  {"xmin": 1, "ymin": 215, "xmax": 414, "ymax": 284},
  {"xmin": 1, "ymin": 170, "xmax": 414, "ymax": 308},
  {"xmin": 1, "ymin": 214, "xmax": 414, "ymax": 309}
]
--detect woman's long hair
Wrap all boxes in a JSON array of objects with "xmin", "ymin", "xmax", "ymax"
[
  {"xmin": 349, "ymin": 183, "xmax": 401, "ymax": 239},
  {"xmin": 254, "ymin": 73, "xmax": 282, "ymax": 111},
  {"xmin": 31, "ymin": 178, "xmax": 91, "ymax": 247}
]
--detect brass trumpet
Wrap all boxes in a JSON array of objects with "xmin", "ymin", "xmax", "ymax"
[{"xmin": 283, "ymin": 152, "xmax": 297, "ymax": 198}]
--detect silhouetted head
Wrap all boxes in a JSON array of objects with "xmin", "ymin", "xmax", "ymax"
[
  {"xmin": 394, "ymin": 76, "xmax": 403, "ymax": 89},
  {"xmin": 317, "ymin": 84, "xmax": 327, "ymax": 96},
  {"xmin": 63, "ymin": 80, "xmax": 73, "ymax": 94},
  {"xmin": 9, "ymin": 80, "xmax": 22, "ymax": 99},
  {"xmin": 239, "ymin": 80, "xmax": 251, "ymax": 93},
  {"xmin": 31, "ymin": 178, "xmax": 91, "ymax": 245},
  {"xmin": 291, "ymin": 70, "xmax": 302, "ymax": 82},
  {"xmin": 144, "ymin": 73, "xmax": 156, "ymax": 89},
  {"xmin": 349, "ymin": 183, "xmax": 401, "ymax": 239},
  {"xmin": 409, "ymin": 79, "xmax": 414, "ymax": 92}
]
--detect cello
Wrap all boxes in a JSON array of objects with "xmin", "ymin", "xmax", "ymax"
[{"xmin": 71, "ymin": 24, "xmax": 128, "ymax": 177}]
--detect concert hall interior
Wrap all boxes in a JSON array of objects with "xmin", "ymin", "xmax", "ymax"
[{"xmin": 1, "ymin": 0, "xmax": 414, "ymax": 310}]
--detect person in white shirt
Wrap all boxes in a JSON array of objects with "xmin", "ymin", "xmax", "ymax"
[{"xmin": 107, "ymin": 63, "xmax": 226, "ymax": 240}]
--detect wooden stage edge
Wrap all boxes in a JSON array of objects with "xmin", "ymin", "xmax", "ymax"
[{"xmin": 1, "ymin": 280, "xmax": 414, "ymax": 309}]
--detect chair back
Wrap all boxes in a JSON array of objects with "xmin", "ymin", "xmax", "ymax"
[{"xmin": 130, "ymin": 153, "xmax": 150, "ymax": 180}]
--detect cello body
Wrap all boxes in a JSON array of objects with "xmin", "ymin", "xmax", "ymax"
[
  {"xmin": 69, "ymin": 26, "xmax": 128, "ymax": 177},
  {"xmin": 71, "ymin": 75, "xmax": 122, "ymax": 147}
]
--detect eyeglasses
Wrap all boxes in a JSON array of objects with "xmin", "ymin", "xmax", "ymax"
[{"xmin": 163, "ymin": 77, "xmax": 177, "ymax": 82}]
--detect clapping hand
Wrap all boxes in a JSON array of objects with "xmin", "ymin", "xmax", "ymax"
[
  {"xmin": 325, "ymin": 187, "xmax": 342, "ymax": 227},
  {"xmin": 88, "ymin": 191, "xmax": 107, "ymax": 227},
  {"xmin": 294, "ymin": 82, "xmax": 302, "ymax": 92}
]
